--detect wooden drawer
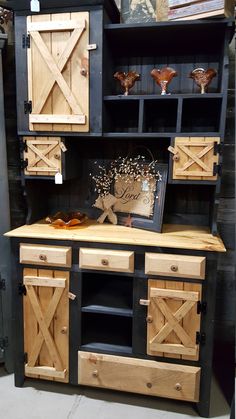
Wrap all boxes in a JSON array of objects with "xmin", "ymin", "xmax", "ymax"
[
  {"xmin": 79, "ymin": 248, "xmax": 134, "ymax": 273},
  {"xmin": 145, "ymin": 253, "xmax": 206, "ymax": 279},
  {"xmin": 20, "ymin": 243, "xmax": 72, "ymax": 267},
  {"xmin": 78, "ymin": 351, "xmax": 200, "ymax": 402}
]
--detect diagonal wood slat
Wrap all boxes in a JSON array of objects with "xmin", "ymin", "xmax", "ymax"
[
  {"xmin": 150, "ymin": 300, "xmax": 196, "ymax": 345},
  {"xmin": 156, "ymin": 298, "xmax": 196, "ymax": 348},
  {"xmin": 178, "ymin": 144, "xmax": 214, "ymax": 172},
  {"xmin": 28, "ymin": 143, "xmax": 58, "ymax": 169},
  {"xmin": 177, "ymin": 145, "xmax": 213, "ymax": 172},
  {"xmin": 30, "ymin": 30, "xmax": 84, "ymax": 115},
  {"xmin": 26, "ymin": 285, "xmax": 64, "ymax": 370},
  {"xmin": 32, "ymin": 25, "xmax": 85, "ymax": 115}
]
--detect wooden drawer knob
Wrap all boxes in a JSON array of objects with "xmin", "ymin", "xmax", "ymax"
[
  {"xmin": 146, "ymin": 315, "xmax": 153, "ymax": 324},
  {"xmin": 174, "ymin": 383, "xmax": 182, "ymax": 391},
  {"xmin": 39, "ymin": 254, "xmax": 47, "ymax": 261},
  {"xmin": 80, "ymin": 68, "xmax": 87, "ymax": 76},
  {"xmin": 173, "ymin": 153, "xmax": 180, "ymax": 162},
  {"xmin": 101, "ymin": 258, "xmax": 109, "ymax": 266},
  {"xmin": 170, "ymin": 264, "xmax": 178, "ymax": 272},
  {"xmin": 92, "ymin": 370, "xmax": 99, "ymax": 378},
  {"xmin": 61, "ymin": 326, "xmax": 67, "ymax": 334}
]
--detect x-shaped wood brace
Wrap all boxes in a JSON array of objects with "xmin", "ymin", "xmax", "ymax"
[
  {"xmin": 26, "ymin": 284, "xmax": 64, "ymax": 370},
  {"xmin": 27, "ymin": 141, "xmax": 60, "ymax": 170},
  {"xmin": 150, "ymin": 297, "xmax": 196, "ymax": 348},
  {"xmin": 30, "ymin": 23, "xmax": 85, "ymax": 115},
  {"xmin": 176, "ymin": 144, "xmax": 214, "ymax": 173}
]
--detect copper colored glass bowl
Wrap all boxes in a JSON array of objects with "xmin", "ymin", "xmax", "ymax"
[{"xmin": 45, "ymin": 211, "xmax": 88, "ymax": 227}]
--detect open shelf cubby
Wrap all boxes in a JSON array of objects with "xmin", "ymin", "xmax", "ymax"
[
  {"xmin": 81, "ymin": 312, "xmax": 133, "ymax": 354},
  {"xmin": 181, "ymin": 97, "xmax": 222, "ymax": 133},
  {"xmin": 81, "ymin": 273, "xmax": 133, "ymax": 316}
]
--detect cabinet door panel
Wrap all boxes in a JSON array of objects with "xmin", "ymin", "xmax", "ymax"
[
  {"xmin": 23, "ymin": 268, "xmax": 69, "ymax": 382},
  {"xmin": 27, "ymin": 12, "xmax": 89, "ymax": 132},
  {"xmin": 147, "ymin": 280, "xmax": 202, "ymax": 361}
]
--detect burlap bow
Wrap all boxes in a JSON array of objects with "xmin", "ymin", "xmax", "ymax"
[{"xmin": 93, "ymin": 194, "xmax": 118, "ymax": 225}]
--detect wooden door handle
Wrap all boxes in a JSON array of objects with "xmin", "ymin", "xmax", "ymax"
[
  {"xmin": 146, "ymin": 315, "xmax": 153, "ymax": 323},
  {"xmin": 139, "ymin": 299, "xmax": 150, "ymax": 306}
]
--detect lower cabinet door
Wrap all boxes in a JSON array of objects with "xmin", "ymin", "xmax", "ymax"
[
  {"xmin": 23, "ymin": 268, "xmax": 69, "ymax": 382},
  {"xmin": 78, "ymin": 351, "xmax": 200, "ymax": 402},
  {"xmin": 146, "ymin": 280, "xmax": 202, "ymax": 361}
]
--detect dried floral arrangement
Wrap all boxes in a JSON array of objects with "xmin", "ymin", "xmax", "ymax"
[{"xmin": 90, "ymin": 154, "xmax": 163, "ymax": 226}]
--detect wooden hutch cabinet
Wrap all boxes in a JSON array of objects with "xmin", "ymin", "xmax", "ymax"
[{"xmin": 5, "ymin": 1, "xmax": 234, "ymax": 417}]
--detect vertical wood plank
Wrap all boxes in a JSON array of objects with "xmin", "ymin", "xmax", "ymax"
[
  {"xmin": 173, "ymin": 137, "xmax": 189, "ymax": 180},
  {"xmin": 71, "ymin": 12, "xmax": 89, "ymax": 132},
  {"xmin": 182, "ymin": 282, "xmax": 201, "ymax": 361},
  {"xmin": 164, "ymin": 280, "xmax": 183, "ymax": 359},
  {"xmin": 53, "ymin": 271, "xmax": 69, "ymax": 383},
  {"xmin": 147, "ymin": 279, "xmax": 165, "ymax": 356},
  {"xmin": 52, "ymin": 13, "xmax": 71, "ymax": 132},
  {"xmin": 38, "ymin": 269, "xmax": 54, "ymax": 380},
  {"xmin": 30, "ymin": 14, "xmax": 53, "ymax": 132},
  {"xmin": 23, "ymin": 268, "xmax": 39, "ymax": 378}
]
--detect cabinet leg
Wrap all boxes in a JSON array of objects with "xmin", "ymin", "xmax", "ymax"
[
  {"xmin": 195, "ymin": 400, "xmax": 210, "ymax": 418},
  {"xmin": 14, "ymin": 372, "xmax": 25, "ymax": 388}
]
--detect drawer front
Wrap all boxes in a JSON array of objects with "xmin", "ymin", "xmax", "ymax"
[
  {"xmin": 79, "ymin": 248, "xmax": 134, "ymax": 273},
  {"xmin": 145, "ymin": 253, "xmax": 206, "ymax": 279},
  {"xmin": 78, "ymin": 351, "xmax": 200, "ymax": 402},
  {"xmin": 20, "ymin": 243, "xmax": 72, "ymax": 267}
]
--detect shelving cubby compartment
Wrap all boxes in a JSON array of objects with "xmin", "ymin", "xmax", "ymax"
[
  {"xmin": 80, "ymin": 273, "xmax": 133, "ymax": 354},
  {"xmin": 103, "ymin": 19, "xmax": 232, "ymax": 137}
]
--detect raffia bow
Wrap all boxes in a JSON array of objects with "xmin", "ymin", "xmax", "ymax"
[{"xmin": 93, "ymin": 194, "xmax": 118, "ymax": 225}]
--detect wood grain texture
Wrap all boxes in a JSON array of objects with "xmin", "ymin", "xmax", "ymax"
[
  {"xmin": 23, "ymin": 269, "xmax": 69, "ymax": 382},
  {"xmin": 78, "ymin": 351, "xmax": 201, "ymax": 402},
  {"xmin": 6, "ymin": 221, "xmax": 226, "ymax": 252},
  {"xmin": 20, "ymin": 243, "xmax": 72, "ymax": 267},
  {"xmin": 145, "ymin": 253, "xmax": 206, "ymax": 279},
  {"xmin": 79, "ymin": 248, "xmax": 134, "ymax": 273},
  {"xmin": 27, "ymin": 12, "xmax": 89, "ymax": 132}
]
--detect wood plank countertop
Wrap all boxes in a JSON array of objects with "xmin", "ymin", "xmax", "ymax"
[{"xmin": 4, "ymin": 219, "xmax": 226, "ymax": 252}]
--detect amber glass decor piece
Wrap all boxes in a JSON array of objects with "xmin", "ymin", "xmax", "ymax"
[
  {"xmin": 45, "ymin": 211, "xmax": 88, "ymax": 228},
  {"xmin": 189, "ymin": 68, "xmax": 217, "ymax": 94},
  {"xmin": 151, "ymin": 67, "xmax": 177, "ymax": 95},
  {"xmin": 114, "ymin": 71, "xmax": 140, "ymax": 95}
]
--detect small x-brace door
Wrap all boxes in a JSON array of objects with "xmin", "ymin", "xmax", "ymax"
[
  {"xmin": 169, "ymin": 137, "xmax": 220, "ymax": 180},
  {"xmin": 23, "ymin": 137, "xmax": 64, "ymax": 176},
  {"xmin": 147, "ymin": 280, "xmax": 202, "ymax": 361},
  {"xmin": 27, "ymin": 12, "xmax": 89, "ymax": 132},
  {"xmin": 23, "ymin": 268, "xmax": 69, "ymax": 382}
]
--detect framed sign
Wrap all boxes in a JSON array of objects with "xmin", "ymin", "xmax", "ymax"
[
  {"xmin": 113, "ymin": 163, "xmax": 168, "ymax": 232},
  {"xmin": 91, "ymin": 156, "xmax": 168, "ymax": 233}
]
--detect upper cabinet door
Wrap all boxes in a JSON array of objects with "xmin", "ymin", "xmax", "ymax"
[{"xmin": 27, "ymin": 12, "xmax": 89, "ymax": 132}]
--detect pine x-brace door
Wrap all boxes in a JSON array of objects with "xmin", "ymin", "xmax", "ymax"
[
  {"xmin": 23, "ymin": 268, "xmax": 69, "ymax": 382},
  {"xmin": 146, "ymin": 280, "xmax": 202, "ymax": 361},
  {"xmin": 169, "ymin": 137, "xmax": 220, "ymax": 181},
  {"xmin": 27, "ymin": 12, "xmax": 89, "ymax": 132}
]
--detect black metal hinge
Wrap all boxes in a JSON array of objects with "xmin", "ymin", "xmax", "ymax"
[
  {"xmin": 0, "ymin": 337, "xmax": 8, "ymax": 349},
  {"xmin": 20, "ymin": 158, "xmax": 28, "ymax": 170},
  {"xmin": 214, "ymin": 142, "xmax": 223, "ymax": 155},
  {"xmin": 196, "ymin": 332, "xmax": 206, "ymax": 345},
  {"xmin": 197, "ymin": 301, "xmax": 207, "ymax": 314},
  {"xmin": 22, "ymin": 34, "xmax": 30, "ymax": 49},
  {"xmin": 24, "ymin": 352, "xmax": 28, "ymax": 363},
  {"xmin": 0, "ymin": 276, "xmax": 6, "ymax": 291},
  {"xmin": 213, "ymin": 163, "xmax": 222, "ymax": 176},
  {"xmin": 18, "ymin": 284, "xmax": 27, "ymax": 296},
  {"xmin": 20, "ymin": 139, "xmax": 28, "ymax": 153},
  {"xmin": 24, "ymin": 100, "xmax": 32, "ymax": 114}
]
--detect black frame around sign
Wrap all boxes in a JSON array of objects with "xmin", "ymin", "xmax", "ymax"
[{"xmin": 113, "ymin": 163, "xmax": 168, "ymax": 233}]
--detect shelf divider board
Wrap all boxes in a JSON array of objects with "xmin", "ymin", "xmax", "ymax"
[
  {"xmin": 138, "ymin": 99, "xmax": 144, "ymax": 133},
  {"xmin": 81, "ymin": 305, "xmax": 133, "ymax": 317},
  {"xmin": 176, "ymin": 97, "xmax": 183, "ymax": 133}
]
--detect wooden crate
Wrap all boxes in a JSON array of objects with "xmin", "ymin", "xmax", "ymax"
[{"xmin": 166, "ymin": 0, "xmax": 234, "ymax": 20}]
